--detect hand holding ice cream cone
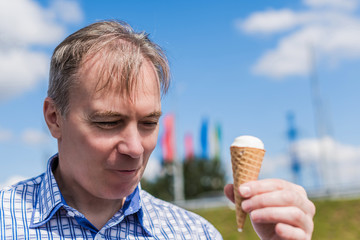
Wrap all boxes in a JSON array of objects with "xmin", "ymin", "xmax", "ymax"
[{"xmin": 224, "ymin": 135, "xmax": 315, "ymax": 239}]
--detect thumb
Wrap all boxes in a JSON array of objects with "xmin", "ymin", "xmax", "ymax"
[{"xmin": 224, "ymin": 184, "xmax": 235, "ymax": 203}]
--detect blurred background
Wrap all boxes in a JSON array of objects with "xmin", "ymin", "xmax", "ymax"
[{"xmin": 1, "ymin": 0, "xmax": 360, "ymax": 238}]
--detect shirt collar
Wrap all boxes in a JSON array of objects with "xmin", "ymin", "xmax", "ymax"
[
  {"xmin": 137, "ymin": 188, "xmax": 168, "ymax": 237},
  {"xmin": 30, "ymin": 154, "xmax": 64, "ymax": 228},
  {"xmin": 29, "ymin": 154, "xmax": 154, "ymax": 237},
  {"xmin": 102, "ymin": 183, "xmax": 153, "ymax": 237}
]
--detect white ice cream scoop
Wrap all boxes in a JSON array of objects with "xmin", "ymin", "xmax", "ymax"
[{"xmin": 231, "ymin": 135, "xmax": 264, "ymax": 150}]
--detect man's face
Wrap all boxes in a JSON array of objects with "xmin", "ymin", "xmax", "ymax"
[{"xmin": 55, "ymin": 57, "xmax": 161, "ymax": 200}]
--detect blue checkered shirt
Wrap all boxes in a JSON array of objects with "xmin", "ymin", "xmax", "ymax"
[{"xmin": 0, "ymin": 155, "xmax": 222, "ymax": 239}]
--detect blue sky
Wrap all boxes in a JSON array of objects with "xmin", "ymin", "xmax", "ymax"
[{"xmin": 1, "ymin": 0, "xmax": 360, "ymax": 192}]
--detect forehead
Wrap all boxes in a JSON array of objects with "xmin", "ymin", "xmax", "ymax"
[{"xmin": 73, "ymin": 52, "xmax": 160, "ymax": 102}]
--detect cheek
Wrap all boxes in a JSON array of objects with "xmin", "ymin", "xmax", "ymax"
[
  {"xmin": 144, "ymin": 129, "xmax": 159, "ymax": 152},
  {"xmin": 64, "ymin": 126, "xmax": 114, "ymax": 159},
  {"xmin": 86, "ymin": 137, "xmax": 123, "ymax": 161}
]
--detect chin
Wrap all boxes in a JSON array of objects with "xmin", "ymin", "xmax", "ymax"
[{"xmin": 103, "ymin": 182, "xmax": 138, "ymax": 200}]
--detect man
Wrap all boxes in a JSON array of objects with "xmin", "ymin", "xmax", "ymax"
[{"xmin": 0, "ymin": 20, "xmax": 315, "ymax": 239}]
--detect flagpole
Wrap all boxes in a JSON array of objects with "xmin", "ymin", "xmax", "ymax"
[
  {"xmin": 173, "ymin": 156, "xmax": 184, "ymax": 203},
  {"xmin": 309, "ymin": 45, "xmax": 336, "ymax": 194},
  {"xmin": 173, "ymin": 82, "xmax": 185, "ymax": 203}
]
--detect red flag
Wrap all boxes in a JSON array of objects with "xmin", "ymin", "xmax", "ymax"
[
  {"xmin": 162, "ymin": 114, "xmax": 175, "ymax": 163},
  {"xmin": 184, "ymin": 133, "xmax": 194, "ymax": 160}
]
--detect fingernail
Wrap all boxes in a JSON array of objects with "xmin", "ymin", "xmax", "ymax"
[{"xmin": 239, "ymin": 186, "xmax": 251, "ymax": 197}]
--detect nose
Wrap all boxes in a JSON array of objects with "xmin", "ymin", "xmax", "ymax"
[{"xmin": 117, "ymin": 124, "xmax": 144, "ymax": 159}]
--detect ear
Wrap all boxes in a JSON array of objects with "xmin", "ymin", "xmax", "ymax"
[{"xmin": 43, "ymin": 97, "xmax": 63, "ymax": 139}]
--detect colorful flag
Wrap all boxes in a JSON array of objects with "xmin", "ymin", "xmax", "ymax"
[
  {"xmin": 213, "ymin": 123, "xmax": 222, "ymax": 161},
  {"xmin": 184, "ymin": 133, "xmax": 194, "ymax": 160},
  {"xmin": 161, "ymin": 114, "xmax": 175, "ymax": 163},
  {"xmin": 200, "ymin": 118, "xmax": 208, "ymax": 159}
]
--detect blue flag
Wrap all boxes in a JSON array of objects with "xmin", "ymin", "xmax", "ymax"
[{"xmin": 200, "ymin": 118, "xmax": 208, "ymax": 159}]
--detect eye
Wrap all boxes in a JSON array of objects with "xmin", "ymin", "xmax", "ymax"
[
  {"xmin": 95, "ymin": 120, "xmax": 123, "ymax": 129},
  {"xmin": 140, "ymin": 120, "xmax": 159, "ymax": 129}
]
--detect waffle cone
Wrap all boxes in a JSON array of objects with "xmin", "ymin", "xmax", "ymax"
[{"xmin": 230, "ymin": 146, "xmax": 265, "ymax": 231}]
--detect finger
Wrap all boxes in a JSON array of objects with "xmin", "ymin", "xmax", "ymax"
[
  {"xmin": 240, "ymin": 179, "xmax": 307, "ymax": 198},
  {"xmin": 275, "ymin": 223, "xmax": 310, "ymax": 240},
  {"xmin": 250, "ymin": 206, "xmax": 314, "ymax": 235},
  {"xmin": 241, "ymin": 189, "xmax": 316, "ymax": 217},
  {"xmin": 224, "ymin": 184, "xmax": 235, "ymax": 203}
]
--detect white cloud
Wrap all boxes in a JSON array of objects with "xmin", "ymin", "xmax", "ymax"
[
  {"xmin": 252, "ymin": 25, "xmax": 323, "ymax": 78},
  {"xmin": 236, "ymin": 0, "xmax": 360, "ymax": 78},
  {"xmin": 295, "ymin": 136, "xmax": 360, "ymax": 164},
  {"xmin": 237, "ymin": 9, "xmax": 299, "ymax": 34},
  {"xmin": 21, "ymin": 128, "xmax": 52, "ymax": 145},
  {"xmin": 50, "ymin": 0, "xmax": 84, "ymax": 24},
  {"xmin": 0, "ymin": 0, "xmax": 83, "ymax": 101},
  {"xmin": 304, "ymin": 0, "xmax": 358, "ymax": 11},
  {"xmin": 0, "ymin": 0, "xmax": 65, "ymax": 47},
  {"xmin": 295, "ymin": 136, "xmax": 360, "ymax": 189},
  {"xmin": 0, "ymin": 175, "xmax": 27, "ymax": 190},
  {"xmin": 260, "ymin": 136, "xmax": 360, "ymax": 190},
  {"xmin": 0, "ymin": 49, "xmax": 49, "ymax": 100}
]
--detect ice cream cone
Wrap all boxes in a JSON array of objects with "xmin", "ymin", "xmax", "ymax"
[{"xmin": 231, "ymin": 145, "xmax": 265, "ymax": 232}]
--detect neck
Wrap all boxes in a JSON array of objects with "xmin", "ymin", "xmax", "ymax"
[{"xmin": 53, "ymin": 163, "xmax": 125, "ymax": 230}]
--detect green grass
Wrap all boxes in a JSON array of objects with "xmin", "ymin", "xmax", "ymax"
[
  {"xmin": 194, "ymin": 206, "xmax": 258, "ymax": 240},
  {"xmin": 193, "ymin": 198, "xmax": 360, "ymax": 240}
]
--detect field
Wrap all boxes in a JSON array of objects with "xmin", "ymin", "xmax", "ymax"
[{"xmin": 193, "ymin": 198, "xmax": 360, "ymax": 239}]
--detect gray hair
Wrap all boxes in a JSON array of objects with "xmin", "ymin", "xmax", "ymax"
[{"xmin": 48, "ymin": 20, "xmax": 170, "ymax": 116}]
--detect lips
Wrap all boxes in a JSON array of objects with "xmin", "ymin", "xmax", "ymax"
[
  {"xmin": 118, "ymin": 169, "xmax": 136, "ymax": 173},
  {"xmin": 113, "ymin": 167, "xmax": 140, "ymax": 175}
]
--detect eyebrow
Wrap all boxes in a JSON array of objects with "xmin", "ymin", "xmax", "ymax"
[
  {"xmin": 89, "ymin": 111, "xmax": 124, "ymax": 120},
  {"xmin": 145, "ymin": 111, "xmax": 163, "ymax": 118},
  {"xmin": 89, "ymin": 111, "xmax": 163, "ymax": 119}
]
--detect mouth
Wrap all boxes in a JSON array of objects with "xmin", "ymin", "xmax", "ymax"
[
  {"xmin": 118, "ymin": 169, "xmax": 136, "ymax": 173},
  {"xmin": 114, "ymin": 168, "xmax": 139, "ymax": 175}
]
